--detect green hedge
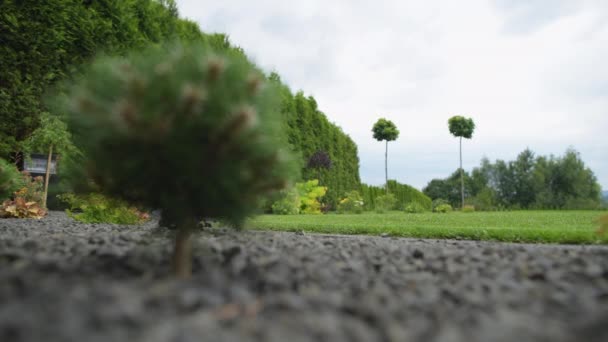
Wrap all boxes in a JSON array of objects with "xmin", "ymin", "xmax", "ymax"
[
  {"xmin": 271, "ymin": 84, "xmax": 360, "ymax": 209},
  {"xmin": 362, "ymin": 180, "xmax": 431, "ymax": 211},
  {"xmin": 1, "ymin": 0, "xmax": 362, "ymax": 211}
]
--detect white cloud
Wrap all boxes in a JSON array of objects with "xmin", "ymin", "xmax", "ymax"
[{"xmin": 176, "ymin": 0, "xmax": 608, "ymax": 190}]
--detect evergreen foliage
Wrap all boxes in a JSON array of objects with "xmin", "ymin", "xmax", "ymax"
[
  {"xmin": 1, "ymin": 1, "xmax": 362, "ymax": 210},
  {"xmin": 273, "ymin": 83, "xmax": 361, "ymax": 210},
  {"xmin": 0, "ymin": 0, "xmax": 209, "ymax": 158},
  {"xmin": 57, "ymin": 44, "xmax": 295, "ymax": 276}
]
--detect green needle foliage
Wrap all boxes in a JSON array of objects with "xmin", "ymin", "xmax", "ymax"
[
  {"xmin": 56, "ymin": 44, "xmax": 295, "ymax": 277},
  {"xmin": 372, "ymin": 118, "xmax": 399, "ymax": 192},
  {"xmin": 448, "ymin": 115, "xmax": 475, "ymax": 209}
]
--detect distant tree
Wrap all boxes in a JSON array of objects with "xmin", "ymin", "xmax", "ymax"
[
  {"xmin": 424, "ymin": 147, "xmax": 601, "ymax": 210},
  {"xmin": 511, "ymin": 149, "xmax": 536, "ymax": 208},
  {"xmin": 423, "ymin": 170, "xmax": 471, "ymax": 208},
  {"xmin": 372, "ymin": 118, "xmax": 399, "ymax": 193},
  {"xmin": 448, "ymin": 115, "xmax": 475, "ymax": 209}
]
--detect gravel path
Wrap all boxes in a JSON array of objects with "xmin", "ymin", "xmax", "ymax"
[{"xmin": 1, "ymin": 212, "xmax": 607, "ymax": 342}]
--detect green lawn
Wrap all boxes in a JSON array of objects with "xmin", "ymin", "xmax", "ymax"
[{"xmin": 247, "ymin": 211, "xmax": 608, "ymax": 244}]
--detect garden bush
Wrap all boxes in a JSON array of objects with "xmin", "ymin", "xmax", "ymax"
[
  {"xmin": 0, "ymin": 158, "xmax": 24, "ymax": 201},
  {"xmin": 337, "ymin": 190, "xmax": 364, "ymax": 214},
  {"xmin": 56, "ymin": 43, "xmax": 295, "ymax": 277},
  {"xmin": 375, "ymin": 193, "xmax": 397, "ymax": 213},
  {"xmin": 432, "ymin": 198, "xmax": 450, "ymax": 211},
  {"xmin": 462, "ymin": 205, "xmax": 476, "ymax": 213},
  {"xmin": 58, "ymin": 193, "xmax": 149, "ymax": 224},
  {"xmin": 271, "ymin": 188, "xmax": 300, "ymax": 215},
  {"xmin": 404, "ymin": 201, "xmax": 427, "ymax": 214},
  {"xmin": 296, "ymin": 179, "xmax": 327, "ymax": 214},
  {"xmin": 434, "ymin": 203, "xmax": 453, "ymax": 213}
]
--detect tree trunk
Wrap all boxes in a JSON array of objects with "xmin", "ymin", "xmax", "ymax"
[
  {"xmin": 459, "ymin": 137, "xmax": 464, "ymax": 209},
  {"xmin": 42, "ymin": 144, "xmax": 53, "ymax": 209},
  {"xmin": 172, "ymin": 220, "xmax": 196, "ymax": 278},
  {"xmin": 385, "ymin": 140, "xmax": 388, "ymax": 194}
]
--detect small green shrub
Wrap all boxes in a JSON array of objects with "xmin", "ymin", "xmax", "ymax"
[
  {"xmin": 271, "ymin": 188, "xmax": 300, "ymax": 215},
  {"xmin": 0, "ymin": 158, "xmax": 25, "ymax": 201},
  {"xmin": 0, "ymin": 172, "xmax": 46, "ymax": 219},
  {"xmin": 432, "ymin": 198, "xmax": 450, "ymax": 211},
  {"xmin": 471, "ymin": 187, "xmax": 497, "ymax": 211},
  {"xmin": 434, "ymin": 203, "xmax": 453, "ymax": 213},
  {"xmin": 375, "ymin": 193, "xmax": 397, "ymax": 213},
  {"xmin": 404, "ymin": 202, "xmax": 426, "ymax": 214},
  {"xmin": 296, "ymin": 179, "xmax": 327, "ymax": 214},
  {"xmin": 58, "ymin": 193, "xmax": 149, "ymax": 224},
  {"xmin": 462, "ymin": 205, "xmax": 476, "ymax": 213},
  {"xmin": 337, "ymin": 190, "xmax": 364, "ymax": 214}
]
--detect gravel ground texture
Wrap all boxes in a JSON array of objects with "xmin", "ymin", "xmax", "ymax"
[{"xmin": 1, "ymin": 211, "xmax": 607, "ymax": 342}]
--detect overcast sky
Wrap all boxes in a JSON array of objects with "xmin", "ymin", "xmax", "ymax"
[{"xmin": 176, "ymin": 0, "xmax": 608, "ymax": 191}]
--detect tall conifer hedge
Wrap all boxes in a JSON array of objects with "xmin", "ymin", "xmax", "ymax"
[{"xmin": 1, "ymin": 0, "xmax": 361, "ymax": 210}]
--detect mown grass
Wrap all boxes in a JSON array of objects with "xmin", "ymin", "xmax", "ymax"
[{"xmin": 247, "ymin": 211, "xmax": 608, "ymax": 244}]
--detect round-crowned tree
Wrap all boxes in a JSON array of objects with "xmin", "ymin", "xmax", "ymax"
[
  {"xmin": 448, "ymin": 115, "xmax": 475, "ymax": 209},
  {"xmin": 372, "ymin": 118, "xmax": 399, "ymax": 192},
  {"xmin": 57, "ymin": 44, "xmax": 295, "ymax": 278}
]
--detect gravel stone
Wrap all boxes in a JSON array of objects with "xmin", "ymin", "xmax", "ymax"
[{"xmin": 0, "ymin": 211, "xmax": 607, "ymax": 341}]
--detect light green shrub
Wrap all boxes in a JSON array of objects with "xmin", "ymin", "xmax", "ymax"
[
  {"xmin": 434, "ymin": 203, "xmax": 453, "ymax": 213},
  {"xmin": 58, "ymin": 193, "xmax": 149, "ymax": 224},
  {"xmin": 271, "ymin": 188, "xmax": 300, "ymax": 215},
  {"xmin": 296, "ymin": 179, "xmax": 327, "ymax": 214},
  {"xmin": 375, "ymin": 193, "xmax": 397, "ymax": 213},
  {"xmin": 404, "ymin": 202, "xmax": 427, "ymax": 214},
  {"xmin": 462, "ymin": 205, "xmax": 476, "ymax": 213},
  {"xmin": 337, "ymin": 190, "xmax": 364, "ymax": 214}
]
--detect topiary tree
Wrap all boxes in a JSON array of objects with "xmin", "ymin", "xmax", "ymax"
[
  {"xmin": 448, "ymin": 115, "xmax": 475, "ymax": 209},
  {"xmin": 372, "ymin": 118, "xmax": 399, "ymax": 193},
  {"xmin": 56, "ymin": 44, "xmax": 295, "ymax": 278}
]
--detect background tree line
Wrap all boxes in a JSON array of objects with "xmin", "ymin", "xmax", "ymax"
[
  {"xmin": 423, "ymin": 148, "xmax": 603, "ymax": 210},
  {"xmin": 0, "ymin": 0, "xmax": 362, "ymax": 209}
]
